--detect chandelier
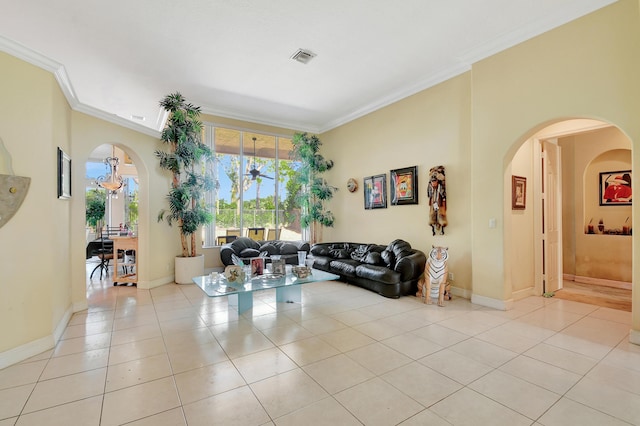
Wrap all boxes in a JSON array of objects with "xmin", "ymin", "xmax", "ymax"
[{"xmin": 96, "ymin": 156, "xmax": 124, "ymax": 197}]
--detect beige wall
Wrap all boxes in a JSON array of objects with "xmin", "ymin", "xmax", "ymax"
[
  {"xmin": 560, "ymin": 127, "xmax": 632, "ymax": 282},
  {"xmin": 2, "ymin": 0, "xmax": 640, "ymax": 366},
  {"xmin": 320, "ymin": 73, "xmax": 473, "ymax": 295},
  {"xmin": 0, "ymin": 52, "xmax": 71, "ymax": 358},
  {"xmin": 505, "ymin": 139, "xmax": 535, "ymax": 295},
  {"xmin": 470, "ymin": 0, "xmax": 640, "ymax": 307}
]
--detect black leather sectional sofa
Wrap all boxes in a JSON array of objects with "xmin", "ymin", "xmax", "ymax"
[{"xmin": 309, "ymin": 239, "xmax": 426, "ymax": 298}]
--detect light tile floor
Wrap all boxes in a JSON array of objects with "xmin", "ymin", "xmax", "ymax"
[{"xmin": 1, "ymin": 273, "xmax": 639, "ymax": 425}]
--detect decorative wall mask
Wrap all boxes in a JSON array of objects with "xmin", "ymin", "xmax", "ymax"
[
  {"xmin": 427, "ymin": 165, "xmax": 446, "ymax": 235},
  {"xmin": 0, "ymin": 137, "xmax": 31, "ymax": 229},
  {"xmin": 347, "ymin": 178, "xmax": 358, "ymax": 193}
]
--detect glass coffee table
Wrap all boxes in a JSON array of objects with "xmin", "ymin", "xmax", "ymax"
[{"xmin": 192, "ymin": 268, "xmax": 339, "ymax": 314}]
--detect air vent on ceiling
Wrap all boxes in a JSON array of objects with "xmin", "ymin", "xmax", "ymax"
[{"xmin": 290, "ymin": 49, "xmax": 316, "ymax": 64}]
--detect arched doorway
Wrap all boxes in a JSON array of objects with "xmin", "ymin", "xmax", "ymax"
[
  {"xmin": 85, "ymin": 144, "xmax": 139, "ymax": 286},
  {"xmin": 505, "ymin": 119, "xmax": 632, "ymax": 311}
]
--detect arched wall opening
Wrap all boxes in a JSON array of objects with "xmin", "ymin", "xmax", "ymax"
[
  {"xmin": 77, "ymin": 141, "xmax": 150, "ymax": 295},
  {"xmin": 503, "ymin": 118, "xmax": 632, "ymax": 312},
  {"xmin": 84, "ymin": 144, "xmax": 140, "ymax": 284}
]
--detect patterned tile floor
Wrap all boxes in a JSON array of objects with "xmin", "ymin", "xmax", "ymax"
[{"xmin": 0, "ymin": 265, "xmax": 638, "ymax": 425}]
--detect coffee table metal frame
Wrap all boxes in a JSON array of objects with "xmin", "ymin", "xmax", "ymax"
[{"xmin": 192, "ymin": 269, "xmax": 339, "ymax": 314}]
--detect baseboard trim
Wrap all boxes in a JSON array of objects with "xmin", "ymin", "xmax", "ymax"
[
  {"xmin": 137, "ymin": 275, "xmax": 174, "ymax": 290},
  {"xmin": 53, "ymin": 306, "xmax": 73, "ymax": 343},
  {"xmin": 564, "ymin": 274, "xmax": 631, "ymax": 290},
  {"xmin": 73, "ymin": 301, "xmax": 88, "ymax": 312},
  {"xmin": 450, "ymin": 285, "xmax": 471, "ymax": 299},
  {"xmin": 0, "ymin": 335, "xmax": 54, "ymax": 370},
  {"xmin": 512, "ymin": 287, "xmax": 536, "ymax": 301},
  {"xmin": 471, "ymin": 294, "xmax": 514, "ymax": 311},
  {"xmin": 630, "ymin": 329, "xmax": 640, "ymax": 346},
  {"xmin": 0, "ymin": 305, "xmax": 73, "ymax": 369}
]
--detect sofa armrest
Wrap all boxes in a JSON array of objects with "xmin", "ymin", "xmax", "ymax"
[
  {"xmin": 394, "ymin": 251, "xmax": 427, "ymax": 281},
  {"xmin": 219, "ymin": 245, "xmax": 236, "ymax": 266}
]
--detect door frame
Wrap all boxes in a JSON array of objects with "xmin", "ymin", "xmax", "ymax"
[{"xmin": 533, "ymin": 137, "xmax": 563, "ymax": 295}]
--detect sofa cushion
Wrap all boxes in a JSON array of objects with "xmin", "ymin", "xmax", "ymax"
[
  {"xmin": 389, "ymin": 239, "xmax": 413, "ymax": 259},
  {"xmin": 240, "ymin": 248, "xmax": 261, "ymax": 258},
  {"xmin": 231, "ymin": 237, "xmax": 261, "ymax": 251},
  {"xmin": 310, "ymin": 245, "xmax": 330, "ymax": 256},
  {"xmin": 329, "ymin": 259, "xmax": 360, "ymax": 277},
  {"xmin": 312, "ymin": 256, "xmax": 332, "ymax": 270},
  {"xmin": 330, "ymin": 243, "xmax": 349, "ymax": 250},
  {"xmin": 259, "ymin": 243, "xmax": 278, "ymax": 256},
  {"xmin": 280, "ymin": 243, "xmax": 299, "ymax": 255},
  {"xmin": 356, "ymin": 264, "xmax": 401, "ymax": 284},
  {"xmin": 381, "ymin": 249, "xmax": 395, "ymax": 268},
  {"xmin": 362, "ymin": 251, "xmax": 382, "ymax": 265},
  {"xmin": 330, "ymin": 249, "xmax": 350, "ymax": 259}
]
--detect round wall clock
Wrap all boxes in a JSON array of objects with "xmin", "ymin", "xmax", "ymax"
[{"xmin": 347, "ymin": 178, "xmax": 358, "ymax": 192}]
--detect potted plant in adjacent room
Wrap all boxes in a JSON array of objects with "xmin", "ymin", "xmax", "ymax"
[
  {"xmin": 290, "ymin": 132, "xmax": 336, "ymax": 244},
  {"xmin": 156, "ymin": 92, "xmax": 215, "ymax": 284}
]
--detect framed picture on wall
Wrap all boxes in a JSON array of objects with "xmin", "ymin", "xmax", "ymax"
[
  {"xmin": 390, "ymin": 166, "xmax": 418, "ymax": 205},
  {"xmin": 364, "ymin": 174, "xmax": 387, "ymax": 209},
  {"xmin": 599, "ymin": 170, "xmax": 632, "ymax": 206},
  {"xmin": 511, "ymin": 175, "xmax": 526, "ymax": 210},
  {"xmin": 57, "ymin": 147, "xmax": 72, "ymax": 199}
]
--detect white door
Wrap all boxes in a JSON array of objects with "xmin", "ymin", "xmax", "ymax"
[{"xmin": 541, "ymin": 139, "xmax": 563, "ymax": 293}]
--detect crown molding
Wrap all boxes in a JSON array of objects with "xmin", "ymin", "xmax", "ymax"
[
  {"xmin": 200, "ymin": 105, "xmax": 321, "ymax": 134},
  {"xmin": 74, "ymin": 103, "xmax": 161, "ymax": 138},
  {"xmin": 1, "ymin": 0, "xmax": 617, "ymax": 137},
  {"xmin": 0, "ymin": 35, "xmax": 160, "ymax": 138},
  {"xmin": 458, "ymin": 0, "xmax": 618, "ymax": 65},
  {"xmin": 319, "ymin": 61, "xmax": 471, "ymax": 133}
]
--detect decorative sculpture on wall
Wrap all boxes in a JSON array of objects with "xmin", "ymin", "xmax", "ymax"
[
  {"xmin": 427, "ymin": 165, "xmax": 447, "ymax": 235},
  {"xmin": 0, "ymin": 137, "xmax": 31, "ymax": 229},
  {"xmin": 416, "ymin": 246, "xmax": 450, "ymax": 306}
]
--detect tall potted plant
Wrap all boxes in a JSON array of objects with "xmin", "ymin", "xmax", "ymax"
[
  {"xmin": 290, "ymin": 132, "xmax": 336, "ymax": 243},
  {"xmin": 156, "ymin": 92, "xmax": 215, "ymax": 283}
]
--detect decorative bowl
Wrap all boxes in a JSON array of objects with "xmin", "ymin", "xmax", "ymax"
[{"xmin": 292, "ymin": 266, "xmax": 311, "ymax": 279}]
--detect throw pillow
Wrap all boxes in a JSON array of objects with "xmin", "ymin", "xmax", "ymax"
[{"xmin": 350, "ymin": 244, "xmax": 369, "ymax": 261}]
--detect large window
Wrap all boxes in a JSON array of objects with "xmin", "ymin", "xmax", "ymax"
[{"xmin": 203, "ymin": 126, "xmax": 301, "ymax": 246}]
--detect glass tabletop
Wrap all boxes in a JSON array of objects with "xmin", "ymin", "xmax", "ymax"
[{"xmin": 192, "ymin": 268, "xmax": 339, "ymax": 297}]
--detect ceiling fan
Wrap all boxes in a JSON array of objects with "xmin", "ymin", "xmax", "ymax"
[{"xmin": 246, "ymin": 137, "xmax": 273, "ymax": 180}]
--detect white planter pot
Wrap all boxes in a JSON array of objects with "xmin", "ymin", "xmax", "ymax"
[{"xmin": 174, "ymin": 254, "xmax": 204, "ymax": 284}]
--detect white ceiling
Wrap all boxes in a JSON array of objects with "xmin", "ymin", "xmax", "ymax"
[{"xmin": 0, "ymin": 0, "xmax": 616, "ymax": 135}]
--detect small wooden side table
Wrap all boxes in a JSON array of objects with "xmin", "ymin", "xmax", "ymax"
[{"xmin": 112, "ymin": 236, "xmax": 137, "ymax": 286}]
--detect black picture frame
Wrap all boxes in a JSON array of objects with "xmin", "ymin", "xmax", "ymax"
[
  {"xmin": 390, "ymin": 166, "xmax": 418, "ymax": 205},
  {"xmin": 57, "ymin": 147, "xmax": 72, "ymax": 199},
  {"xmin": 363, "ymin": 174, "xmax": 387, "ymax": 209},
  {"xmin": 599, "ymin": 170, "xmax": 632, "ymax": 206},
  {"xmin": 511, "ymin": 175, "xmax": 526, "ymax": 210}
]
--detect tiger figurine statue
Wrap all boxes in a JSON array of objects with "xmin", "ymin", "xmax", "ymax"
[{"xmin": 416, "ymin": 246, "xmax": 450, "ymax": 306}]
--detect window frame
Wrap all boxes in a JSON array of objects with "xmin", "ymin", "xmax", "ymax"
[{"xmin": 202, "ymin": 123, "xmax": 294, "ymax": 247}]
